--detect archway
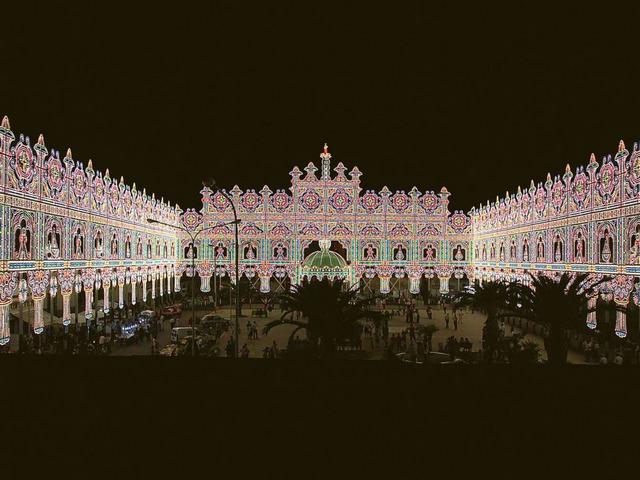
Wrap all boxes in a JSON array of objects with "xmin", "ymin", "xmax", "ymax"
[
  {"xmin": 359, "ymin": 274, "xmax": 380, "ymax": 298},
  {"xmin": 420, "ymin": 274, "xmax": 440, "ymax": 305},
  {"xmin": 450, "ymin": 274, "xmax": 470, "ymax": 293}
]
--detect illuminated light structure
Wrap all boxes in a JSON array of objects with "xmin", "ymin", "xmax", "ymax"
[
  {"xmin": 2, "ymin": 116, "xmax": 639, "ymax": 343},
  {"xmin": 0, "ymin": 116, "xmax": 181, "ymax": 345},
  {"xmin": 471, "ymin": 140, "xmax": 640, "ymax": 337},
  {"xmin": 195, "ymin": 142, "xmax": 472, "ymax": 299}
]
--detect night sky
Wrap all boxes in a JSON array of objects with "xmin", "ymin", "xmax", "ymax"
[{"xmin": 1, "ymin": 2, "xmax": 638, "ymax": 212}]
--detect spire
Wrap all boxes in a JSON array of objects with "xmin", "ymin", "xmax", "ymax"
[
  {"xmin": 37, "ymin": 134, "xmax": 45, "ymax": 146},
  {"xmin": 619, "ymin": 139, "xmax": 626, "ymax": 152},
  {"xmin": 1, "ymin": 116, "xmax": 10, "ymax": 129},
  {"xmin": 66, "ymin": 148, "xmax": 73, "ymax": 159},
  {"xmin": 320, "ymin": 142, "xmax": 332, "ymax": 181}
]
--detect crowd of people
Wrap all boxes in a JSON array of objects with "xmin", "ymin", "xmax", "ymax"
[
  {"xmin": 2, "ymin": 302, "xmax": 177, "ymax": 356},
  {"xmin": 580, "ymin": 337, "xmax": 640, "ymax": 365}
]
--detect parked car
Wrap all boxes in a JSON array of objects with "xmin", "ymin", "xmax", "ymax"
[
  {"xmin": 199, "ymin": 314, "xmax": 231, "ymax": 337},
  {"xmin": 171, "ymin": 326, "xmax": 201, "ymax": 344},
  {"xmin": 175, "ymin": 335, "xmax": 219, "ymax": 356},
  {"xmin": 161, "ymin": 304, "xmax": 182, "ymax": 317},
  {"xmin": 119, "ymin": 321, "xmax": 140, "ymax": 343},
  {"xmin": 159, "ymin": 344, "xmax": 178, "ymax": 357},
  {"xmin": 137, "ymin": 310, "xmax": 156, "ymax": 327}
]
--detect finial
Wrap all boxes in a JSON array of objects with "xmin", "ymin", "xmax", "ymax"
[
  {"xmin": 320, "ymin": 144, "xmax": 332, "ymax": 180},
  {"xmin": 565, "ymin": 163, "xmax": 571, "ymax": 173},
  {"xmin": 120, "ymin": 176, "xmax": 124, "ymax": 184},
  {"xmin": 87, "ymin": 159, "xmax": 93, "ymax": 170},
  {"xmin": 1, "ymin": 116, "xmax": 9, "ymax": 129},
  {"xmin": 530, "ymin": 180, "xmax": 535, "ymax": 188},
  {"xmin": 619, "ymin": 140, "xmax": 626, "ymax": 152},
  {"xmin": 37, "ymin": 134, "xmax": 45, "ymax": 145},
  {"xmin": 132, "ymin": 182, "xmax": 137, "ymax": 190},
  {"xmin": 142, "ymin": 188, "xmax": 147, "ymax": 196},
  {"xmin": 105, "ymin": 168, "xmax": 110, "ymax": 178},
  {"xmin": 66, "ymin": 148, "xmax": 73, "ymax": 159},
  {"xmin": 517, "ymin": 185, "xmax": 522, "ymax": 194},
  {"xmin": 505, "ymin": 191, "xmax": 509, "ymax": 198},
  {"xmin": 589, "ymin": 153, "xmax": 596, "ymax": 163},
  {"xmin": 546, "ymin": 172, "xmax": 551, "ymax": 181}
]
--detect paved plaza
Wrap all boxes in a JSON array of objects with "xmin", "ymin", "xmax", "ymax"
[{"xmin": 109, "ymin": 301, "xmax": 589, "ymax": 363}]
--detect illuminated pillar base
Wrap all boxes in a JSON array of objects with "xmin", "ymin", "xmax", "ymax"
[
  {"xmin": 380, "ymin": 277, "xmax": 391, "ymax": 294},
  {"xmin": 615, "ymin": 309, "xmax": 627, "ymax": 338},
  {"xmin": 260, "ymin": 276, "xmax": 270, "ymax": 293},
  {"xmin": 131, "ymin": 281, "xmax": 137, "ymax": 305},
  {"xmin": 62, "ymin": 294, "xmax": 71, "ymax": 326},
  {"xmin": 118, "ymin": 284, "xmax": 124, "ymax": 309},
  {"xmin": 200, "ymin": 275, "xmax": 211, "ymax": 293},
  {"xmin": 175, "ymin": 276, "xmax": 181, "ymax": 292},
  {"xmin": 586, "ymin": 296, "xmax": 597, "ymax": 330},
  {"xmin": 409, "ymin": 277, "xmax": 420, "ymax": 295},
  {"xmin": 0, "ymin": 304, "xmax": 10, "ymax": 345},
  {"xmin": 84, "ymin": 289, "xmax": 94, "ymax": 322},
  {"xmin": 438, "ymin": 276, "xmax": 450, "ymax": 294},
  {"xmin": 103, "ymin": 286, "xmax": 110, "ymax": 313},
  {"xmin": 33, "ymin": 297, "xmax": 44, "ymax": 335}
]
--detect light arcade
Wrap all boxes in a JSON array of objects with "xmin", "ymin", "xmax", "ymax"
[{"xmin": 1, "ymin": 116, "xmax": 639, "ymax": 344}]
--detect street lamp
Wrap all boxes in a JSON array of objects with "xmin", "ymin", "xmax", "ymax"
[
  {"xmin": 202, "ymin": 178, "xmax": 241, "ymax": 359},
  {"xmin": 148, "ymin": 213, "xmax": 239, "ymax": 356}
]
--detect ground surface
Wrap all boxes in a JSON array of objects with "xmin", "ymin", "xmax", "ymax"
[{"xmin": 110, "ymin": 301, "xmax": 589, "ymax": 363}]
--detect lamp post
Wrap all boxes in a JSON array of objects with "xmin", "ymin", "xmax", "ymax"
[
  {"xmin": 202, "ymin": 178, "xmax": 241, "ymax": 358},
  {"xmin": 147, "ymin": 216, "xmax": 239, "ymax": 356}
]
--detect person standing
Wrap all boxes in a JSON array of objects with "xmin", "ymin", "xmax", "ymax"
[
  {"xmin": 445, "ymin": 313, "xmax": 450, "ymax": 329},
  {"xmin": 453, "ymin": 313, "xmax": 458, "ymax": 331},
  {"xmin": 614, "ymin": 351, "xmax": 623, "ymax": 365},
  {"xmin": 226, "ymin": 338, "xmax": 235, "ymax": 358}
]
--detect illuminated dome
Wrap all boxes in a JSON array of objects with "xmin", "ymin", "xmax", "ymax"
[
  {"xmin": 302, "ymin": 240, "xmax": 347, "ymax": 279},
  {"xmin": 304, "ymin": 248, "xmax": 347, "ymax": 270}
]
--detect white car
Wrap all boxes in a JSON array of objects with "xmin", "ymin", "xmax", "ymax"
[{"xmin": 171, "ymin": 326, "xmax": 201, "ymax": 344}]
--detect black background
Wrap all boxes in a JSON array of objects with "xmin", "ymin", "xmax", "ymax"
[{"xmin": 2, "ymin": 2, "xmax": 639, "ymax": 212}]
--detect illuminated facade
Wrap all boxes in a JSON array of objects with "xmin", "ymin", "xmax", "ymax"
[
  {"xmin": 1, "ymin": 116, "xmax": 639, "ymax": 342},
  {"xmin": 471, "ymin": 140, "xmax": 640, "ymax": 337},
  {"xmin": 0, "ymin": 116, "xmax": 181, "ymax": 344}
]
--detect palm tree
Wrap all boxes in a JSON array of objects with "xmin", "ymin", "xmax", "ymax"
[
  {"xmin": 457, "ymin": 280, "xmax": 508, "ymax": 362},
  {"xmin": 506, "ymin": 272, "xmax": 607, "ymax": 365},
  {"xmin": 263, "ymin": 277, "xmax": 383, "ymax": 358}
]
